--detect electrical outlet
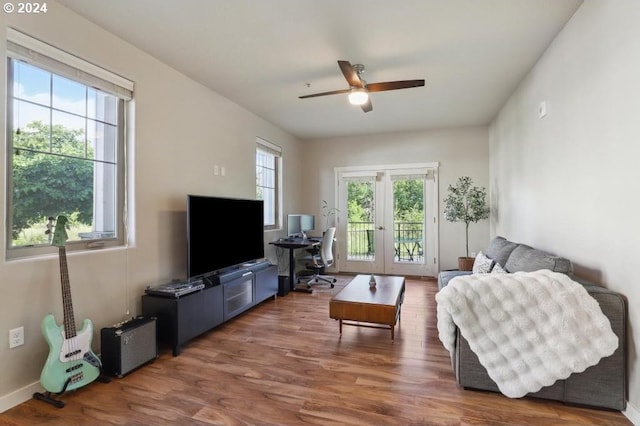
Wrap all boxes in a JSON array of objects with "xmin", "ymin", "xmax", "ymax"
[{"xmin": 9, "ymin": 326, "xmax": 24, "ymax": 348}]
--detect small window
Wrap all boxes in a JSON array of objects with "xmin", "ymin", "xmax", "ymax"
[
  {"xmin": 6, "ymin": 30, "xmax": 133, "ymax": 258},
  {"xmin": 256, "ymin": 138, "xmax": 281, "ymax": 230}
]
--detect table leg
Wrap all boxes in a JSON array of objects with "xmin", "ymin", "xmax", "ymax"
[
  {"xmin": 339, "ymin": 319, "xmax": 342, "ymax": 335},
  {"xmin": 288, "ymin": 248, "xmax": 296, "ymax": 291}
]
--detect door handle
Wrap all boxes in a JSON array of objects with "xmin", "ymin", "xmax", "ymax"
[{"xmin": 377, "ymin": 226, "xmax": 384, "ymax": 230}]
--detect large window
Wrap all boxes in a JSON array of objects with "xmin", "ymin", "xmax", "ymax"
[
  {"xmin": 6, "ymin": 30, "xmax": 133, "ymax": 257},
  {"xmin": 256, "ymin": 138, "xmax": 281, "ymax": 230}
]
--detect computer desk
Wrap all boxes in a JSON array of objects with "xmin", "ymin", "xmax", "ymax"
[{"xmin": 269, "ymin": 237, "xmax": 321, "ymax": 293}]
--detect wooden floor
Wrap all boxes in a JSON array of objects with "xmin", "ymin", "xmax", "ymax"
[{"xmin": 0, "ymin": 276, "xmax": 631, "ymax": 425}]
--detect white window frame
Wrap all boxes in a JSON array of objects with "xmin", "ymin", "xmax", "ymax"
[
  {"xmin": 5, "ymin": 29, "xmax": 133, "ymax": 258},
  {"xmin": 256, "ymin": 137, "xmax": 282, "ymax": 231}
]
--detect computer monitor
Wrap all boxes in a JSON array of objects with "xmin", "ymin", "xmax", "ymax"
[
  {"xmin": 287, "ymin": 214, "xmax": 302, "ymax": 237},
  {"xmin": 300, "ymin": 214, "xmax": 315, "ymax": 237},
  {"xmin": 287, "ymin": 214, "xmax": 315, "ymax": 238}
]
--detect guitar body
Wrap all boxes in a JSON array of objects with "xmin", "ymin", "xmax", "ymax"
[{"xmin": 40, "ymin": 314, "xmax": 100, "ymax": 393}]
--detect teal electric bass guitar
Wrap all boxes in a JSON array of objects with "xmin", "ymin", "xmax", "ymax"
[{"xmin": 39, "ymin": 215, "xmax": 101, "ymax": 396}]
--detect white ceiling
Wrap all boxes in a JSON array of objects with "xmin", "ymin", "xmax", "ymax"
[{"xmin": 57, "ymin": 0, "xmax": 582, "ymax": 140}]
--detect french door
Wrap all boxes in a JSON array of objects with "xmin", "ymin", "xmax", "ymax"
[{"xmin": 335, "ymin": 163, "xmax": 438, "ymax": 277}]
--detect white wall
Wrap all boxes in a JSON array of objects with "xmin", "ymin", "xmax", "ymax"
[
  {"xmin": 490, "ymin": 0, "xmax": 640, "ymax": 416},
  {"xmin": 302, "ymin": 127, "xmax": 490, "ymax": 271},
  {"xmin": 0, "ymin": 2, "xmax": 303, "ymax": 409}
]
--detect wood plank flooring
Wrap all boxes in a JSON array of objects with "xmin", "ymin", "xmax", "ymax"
[{"xmin": 0, "ymin": 276, "xmax": 631, "ymax": 425}]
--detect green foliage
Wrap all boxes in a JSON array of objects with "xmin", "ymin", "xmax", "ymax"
[
  {"xmin": 12, "ymin": 221, "xmax": 49, "ymax": 246},
  {"xmin": 13, "ymin": 213, "xmax": 92, "ymax": 246},
  {"xmin": 393, "ymin": 179, "xmax": 424, "ymax": 223},
  {"xmin": 11, "ymin": 121, "xmax": 94, "ymax": 241},
  {"xmin": 344, "ymin": 177, "xmax": 427, "ymax": 259},
  {"xmin": 347, "ymin": 181, "xmax": 373, "ymax": 222},
  {"xmin": 443, "ymin": 176, "xmax": 490, "ymax": 257},
  {"xmin": 346, "ymin": 178, "xmax": 426, "ymax": 224}
]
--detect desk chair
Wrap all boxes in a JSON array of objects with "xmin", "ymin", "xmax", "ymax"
[{"xmin": 298, "ymin": 227, "xmax": 337, "ymax": 289}]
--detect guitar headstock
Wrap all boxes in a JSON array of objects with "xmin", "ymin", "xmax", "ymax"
[{"xmin": 47, "ymin": 215, "xmax": 69, "ymax": 247}]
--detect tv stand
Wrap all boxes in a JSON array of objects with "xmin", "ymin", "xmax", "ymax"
[{"xmin": 142, "ymin": 261, "xmax": 277, "ymax": 355}]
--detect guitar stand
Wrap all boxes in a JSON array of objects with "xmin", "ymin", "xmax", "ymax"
[
  {"xmin": 33, "ymin": 371, "xmax": 111, "ymax": 409},
  {"xmin": 33, "ymin": 390, "xmax": 66, "ymax": 409},
  {"xmin": 33, "ymin": 376, "xmax": 72, "ymax": 408}
]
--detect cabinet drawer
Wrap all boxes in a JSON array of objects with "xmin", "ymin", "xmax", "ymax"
[{"xmin": 224, "ymin": 277, "xmax": 254, "ymax": 321}]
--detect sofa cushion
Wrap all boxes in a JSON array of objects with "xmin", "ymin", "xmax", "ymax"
[
  {"xmin": 503, "ymin": 244, "xmax": 572, "ymax": 274},
  {"xmin": 472, "ymin": 251, "xmax": 494, "ymax": 274},
  {"xmin": 491, "ymin": 262, "xmax": 507, "ymax": 274},
  {"xmin": 438, "ymin": 270, "xmax": 472, "ymax": 291},
  {"xmin": 485, "ymin": 236, "xmax": 519, "ymax": 267}
]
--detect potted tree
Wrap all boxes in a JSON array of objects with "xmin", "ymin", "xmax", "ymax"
[{"xmin": 443, "ymin": 176, "xmax": 490, "ymax": 271}]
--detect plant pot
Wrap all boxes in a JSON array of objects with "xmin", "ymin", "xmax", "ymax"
[{"xmin": 458, "ymin": 256, "xmax": 475, "ymax": 271}]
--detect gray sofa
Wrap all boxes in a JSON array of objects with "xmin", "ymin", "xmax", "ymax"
[{"xmin": 437, "ymin": 236, "xmax": 627, "ymax": 411}]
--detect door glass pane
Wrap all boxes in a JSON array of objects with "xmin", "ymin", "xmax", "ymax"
[
  {"xmin": 393, "ymin": 177, "xmax": 425, "ymax": 263},
  {"xmin": 346, "ymin": 179, "xmax": 375, "ymax": 261}
]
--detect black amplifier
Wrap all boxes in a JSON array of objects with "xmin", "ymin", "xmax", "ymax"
[{"xmin": 101, "ymin": 316, "xmax": 157, "ymax": 377}]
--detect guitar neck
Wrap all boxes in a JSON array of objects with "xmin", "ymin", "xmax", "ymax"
[{"xmin": 58, "ymin": 246, "xmax": 77, "ymax": 339}]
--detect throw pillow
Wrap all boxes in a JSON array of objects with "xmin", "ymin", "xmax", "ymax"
[
  {"xmin": 472, "ymin": 251, "xmax": 494, "ymax": 274},
  {"xmin": 491, "ymin": 262, "xmax": 508, "ymax": 274}
]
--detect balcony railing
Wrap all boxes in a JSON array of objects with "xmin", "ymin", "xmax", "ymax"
[{"xmin": 347, "ymin": 221, "xmax": 424, "ymax": 263}]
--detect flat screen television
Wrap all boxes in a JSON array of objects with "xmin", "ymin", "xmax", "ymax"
[{"xmin": 187, "ymin": 195, "xmax": 265, "ymax": 278}]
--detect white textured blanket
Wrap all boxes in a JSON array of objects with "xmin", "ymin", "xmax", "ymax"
[{"xmin": 436, "ymin": 270, "xmax": 618, "ymax": 398}]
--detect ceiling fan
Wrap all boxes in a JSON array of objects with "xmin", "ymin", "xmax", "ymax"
[{"xmin": 299, "ymin": 60, "xmax": 425, "ymax": 113}]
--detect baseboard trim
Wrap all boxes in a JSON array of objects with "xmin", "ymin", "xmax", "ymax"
[
  {"xmin": 0, "ymin": 381, "xmax": 42, "ymax": 413},
  {"xmin": 623, "ymin": 401, "xmax": 640, "ymax": 425}
]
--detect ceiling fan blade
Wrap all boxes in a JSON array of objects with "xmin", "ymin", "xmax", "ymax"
[
  {"xmin": 361, "ymin": 98, "xmax": 373, "ymax": 113},
  {"xmin": 338, "ymin": 60, "xmax": 363, "ymax": 88},
  {"xmin": 299, "ymin": 88, "xmax": 351, "ymax": 99},
  {"xmin": 366, "ymin": 80, "xmax": 425, "ymax": 93}
]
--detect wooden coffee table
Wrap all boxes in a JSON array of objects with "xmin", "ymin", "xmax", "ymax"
[{"xmin": 329, "ymin": 275, "xmax": 405, "ymax": 340}]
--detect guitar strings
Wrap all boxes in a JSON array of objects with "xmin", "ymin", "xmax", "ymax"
[{"xmin": 59, "ymin": 245, "xmax": 83, "ymax": 387}]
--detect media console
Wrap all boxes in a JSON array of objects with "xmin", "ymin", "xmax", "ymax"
[{"xmin": 142, "ymin": 261, "xmax": 278, "ymax": 355}]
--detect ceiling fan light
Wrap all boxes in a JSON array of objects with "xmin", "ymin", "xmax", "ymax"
[{"xmin": 348, "ymin": 89, "xmax": 369, "ymax": 105}]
